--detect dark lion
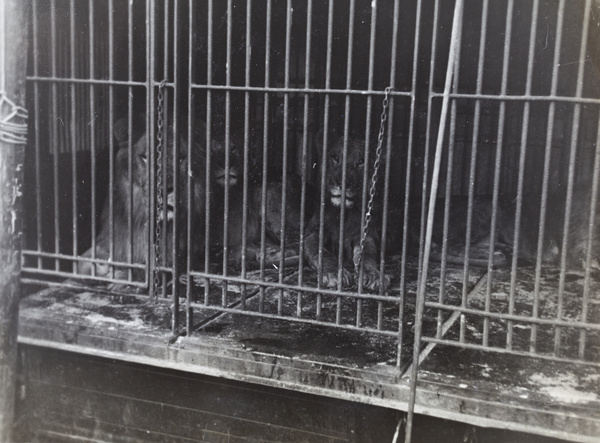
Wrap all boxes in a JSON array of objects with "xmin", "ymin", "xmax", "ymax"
[
  {"xmin": 78, "ymin": 115, "xmax": 206, "ymax": 284},
  {"xmin": 208, "ymin": 135, "xmax": 307, "ymax": 270},
  {"xmin": 544, "ymin": 185, "xmax": 599, "ymax": 271},
  {"xmin": 304, "ymin": 136, "xmax": 390, "ymax": 291}
]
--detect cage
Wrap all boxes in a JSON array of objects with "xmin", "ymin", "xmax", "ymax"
[{"xmin": 17, "ymin": 0, "xmax": 600, "ymax": 441}]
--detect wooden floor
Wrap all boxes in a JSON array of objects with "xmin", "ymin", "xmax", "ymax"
[{"xmin": 17, "ymin": 260, "xmax": 600, "ymax": 443}]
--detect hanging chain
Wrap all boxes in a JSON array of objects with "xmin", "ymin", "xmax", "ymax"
[
  {"xmin": 355, "ymin": 86, "xmax": 393, "ymax": 276},
  {"xmin": 153, "ymin": 80, "xmax": 166, "ymax": 298}
]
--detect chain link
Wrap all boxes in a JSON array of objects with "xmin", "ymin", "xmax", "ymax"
[
  {"xmin": 153, "ymin": 80, "xmax": 166, "ymax": 298},
  {"xmin": 355, "ymin": 86, "xmax": 393, "ymax": 277}
]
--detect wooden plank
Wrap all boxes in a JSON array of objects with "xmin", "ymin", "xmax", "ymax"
[
  {"xmin": 19, "ymin": 348, "xmax": 379, "ymax": 443},
  {"xmin": 0, "ymin": 1, "xmax": 29, "ymax": 440},
  {"xmin": 17, "ymin": 283, "xmax": 600, "ymax": 442},
  {"xmin": 18, "ymin": 304, "xmax": 600, "ymax": 442}
]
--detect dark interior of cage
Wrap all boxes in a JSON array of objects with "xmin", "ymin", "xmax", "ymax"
[{"xmin": 21, "ymin": 0, "xmax": 600, "ymax": 368}]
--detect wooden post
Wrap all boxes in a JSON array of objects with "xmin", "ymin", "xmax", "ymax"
[{"xmin": 0, "ymin": 0, "xmax": 29, "ymax": 440}]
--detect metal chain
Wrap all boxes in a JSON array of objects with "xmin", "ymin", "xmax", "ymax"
[
  {"xmin": 153, "ymin": 80, "xmax": 166, "ymax": 297},
  {"xmin": 355, "ymin": 86, "xmax": 393, "ymax": 276}
]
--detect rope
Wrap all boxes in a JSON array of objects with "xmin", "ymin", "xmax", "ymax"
[{"xmin": 0, "ymin": 92, "xmax": 28, "ymax": 144}]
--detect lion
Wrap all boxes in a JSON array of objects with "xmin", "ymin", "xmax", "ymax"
[
  {"xmin": 208, "ymin": 134, "xmax": 308, "ymax": 270},
  {"xmin": 303, "ymin": 135, "xmax": 390, "ymax": 291},
  {"xmin": 78, "ymin": 115, "xmax": 206, "ymax": 285}
]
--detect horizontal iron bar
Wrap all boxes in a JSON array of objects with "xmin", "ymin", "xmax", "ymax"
[
  {"xmin": 21, "ymin": 278, "xmax": 154, "ymax": 299},
  {"xmin": 426, "ymin": 301, "xmax": 600, "ymax": 331},
  {"xmin": 26, "ymin": 75, "xmax": 156, "ymax": 87},
  {"xmin": 189, "ymin": 301, "xmax": 399, "ymax": 337},
  {"xmin": 422, "ymin": 336, "xmax": 600, "ymax": 367},
  {"xmin": 190, "ymin": 271, "xmax": 400, "ymax": 303},
  {"xmin": 22, "ymin": 250, "xmax": 146, "ymax": 271},
  {"xmin": 431, "ymin": 91, "xmax": 600, "ymax": 105},
  {"xmin": 21, "ymin": 269, "xmax": 147, "ymax": 287},
  {"xmin": 189, "ymin": 83, "xmax": 412, "ymax": 97}
]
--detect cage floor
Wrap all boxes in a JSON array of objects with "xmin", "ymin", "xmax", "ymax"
[{"xmin": 18, "ymin": 256, "xmax": 600, "ymax": 442}]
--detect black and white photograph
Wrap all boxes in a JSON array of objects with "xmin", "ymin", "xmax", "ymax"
[{"xmin": 0, "ymin": 0, "xmax": 599, "ymax": 441}]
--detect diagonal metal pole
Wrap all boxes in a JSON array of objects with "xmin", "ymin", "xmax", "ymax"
[
  {"xmin": 403, "ymin": 1, "xmax": 463, "ymax": 441},
  {"xmin": 0, "ymin": 0, "xmax": 30, "ymax": 440}
]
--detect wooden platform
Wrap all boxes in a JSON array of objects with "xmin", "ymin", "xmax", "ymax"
[{"xmin": 17, "ymin": 261, "xmax": 600, "ymax": 443}]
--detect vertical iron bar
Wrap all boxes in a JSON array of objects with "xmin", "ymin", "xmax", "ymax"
[
  {"xmin": 204, "ymin": 0, "xmax": 213, "ymax": 304},
  {"xmin": 297, "ymin": 0, "xmax": 313, "ymax": 318},
  {"xmin": 147, "ymin": 0, "xmax": 157, "ymax": 296},
  {"xmin": 438, "ymin": 32, "xmax": 462, "ymax": 342},
  {"xmin": 33, "ymin": 0, "xmax": 42, "ymax": 269},
  {"xmin": 278, "ymin": 0, "xmax": 293, "ymax": 316},
  {"xmin": 400, "ymin": 0, "xmax": 427, "ymax": 363},
  {"xmin": 88, "ymin": 0, "xmax": 97, "ymax": 276},
  {"xmin": 580, "ymin": 109, "xmax": 600, "ymax": 358},
  {"xmin": 357, "ymin": 0, "xmax": 378, "ymax": 328},
  {"xmin": 336, "ymin": 0, "xmax": 356, "ymax": 324},
  {"xmin": 160, "ymin": 0, "xmax": 171, "ymax": 299},
  {"xmin": 69, "ymin": 0, "xmax": 78, "ymax": 269},
  {"xmin": 405, "ymin": 2, "xmax": 463, "ymax": 441},
  {"xmin": 527, "ymin": 0, "xmax": 550, "ymax": 353},
  {"xmin": 259, "ymin": 0, "xmax": 273, "ymax": 313},
  {"xmin": 108, "ymin": 0, "xmax": 116, "ymax": 280},
  {"xmin": 50, "ymin": 0, "xmax": 60, "ymax": 270},
  {"xmin": 484, "ymin": 0, "xmax": 513, "ymax": 346},
  {"xmin": 440, "ymin": 24, "xmax": 464, "ymax": 341},
  {"xmin": 241, "ymin": 0, "xmax": 252, "ymax": 310},
  {"xmin": 221, "ymin": 0, "xmax": 233, "ymax": 307},
  {"xmin": 509, "ymin": 0, "xmax": 544, "ymax": 351},
  {"xmin": 126, "ymin": 0, "xmax": 134, "ymax": 282},
  {"xmin": 380, "ymin": 0, "xmax": 401, "ymax": 329},
  {"xmin": 461, "ymin": 0, "xmax": 489, "ymax": 342},
  {"xmin": 316, "ymin": 0, "xmax": 335, "ymax": 319},
  {"xmin": 433, "ymin": 0, "xmax": 451, "ymax": 341},
  {"xmin": 186, "ymin": 0, "xmax": 195, "ymax": 334},
  {"xmin": 440, "ymin": 19, "xmax": 463, "ymax": 341},
  {"xmin": 171, "ymin": 0, "xmax": 181, "ymax": 331},
  {"xmin": 556, "ymin": 0, "xmax": 589, "ymax": 355}
]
